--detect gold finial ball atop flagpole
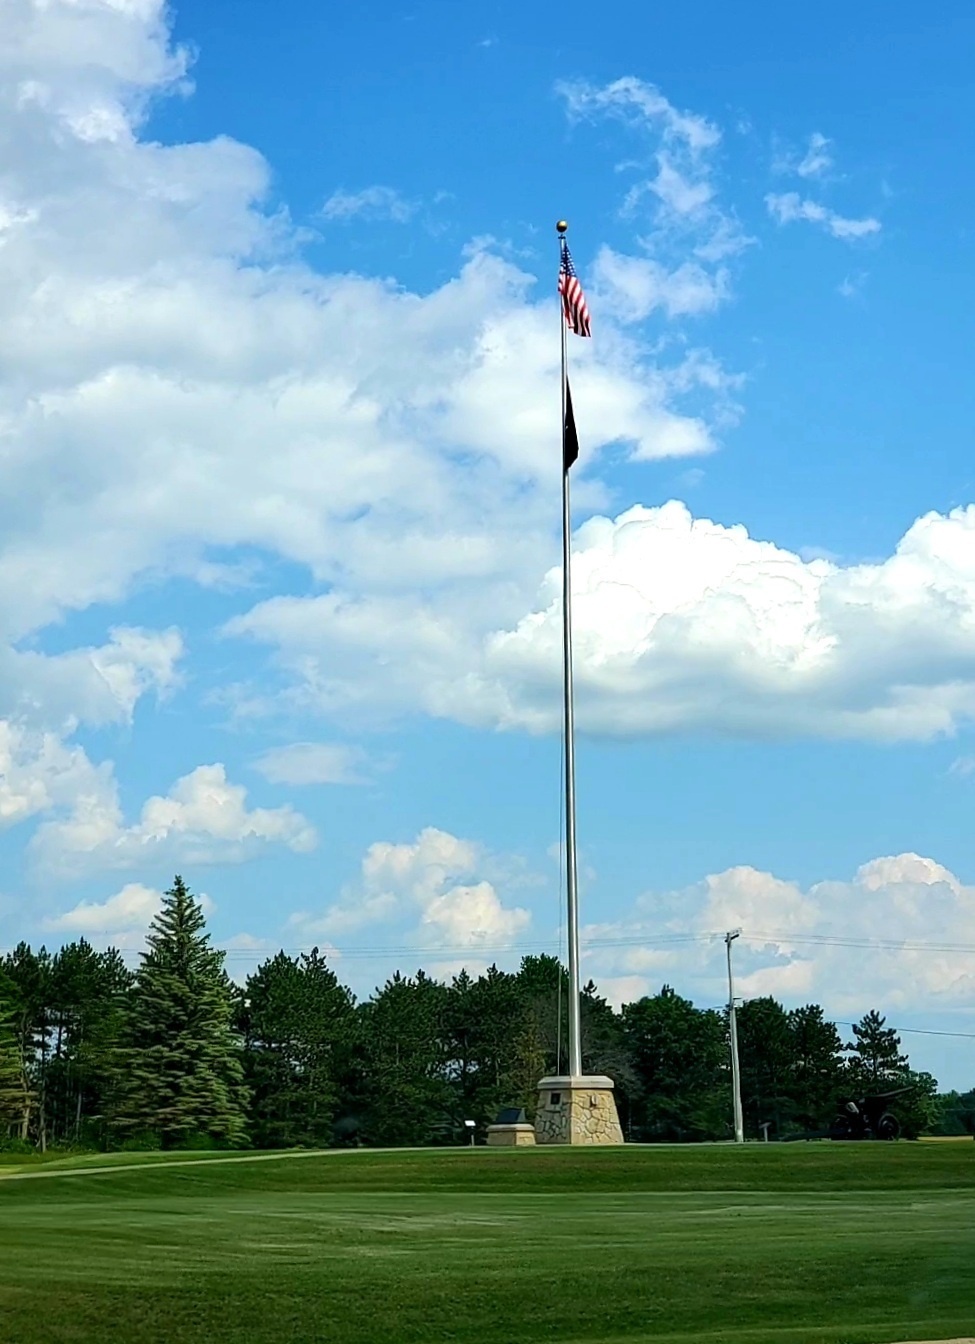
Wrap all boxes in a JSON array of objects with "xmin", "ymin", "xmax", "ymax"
[{"xmin": 556, "ymin": 219, "xmax": 568, "ymax": 234}]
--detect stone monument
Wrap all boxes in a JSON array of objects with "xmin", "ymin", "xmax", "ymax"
[
  {"xmin": 487, "ymin": 1106, "xmax": 536, "ymax": 1147},
  {"xmin": 534, "ymin": 1075, "xmax": 623, "ymax": 1145}
]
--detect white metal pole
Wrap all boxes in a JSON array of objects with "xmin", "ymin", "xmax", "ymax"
[
  {"xmin": 559, "ymin": 223, "xmax": 583, "ymax": 1080},
  {"xmin": 726, "ymin": 930, "xmax": 744, "ymax": 1144}
]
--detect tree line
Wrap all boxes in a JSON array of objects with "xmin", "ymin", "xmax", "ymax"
[{"xmin": 0, "ymin": 877, "xmax": 966, "ymax": 1152}]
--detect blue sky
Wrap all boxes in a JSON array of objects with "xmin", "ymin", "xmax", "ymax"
[{"xmin": 3, "ymin": 0, "xmax": 975, "ymax": 1086}]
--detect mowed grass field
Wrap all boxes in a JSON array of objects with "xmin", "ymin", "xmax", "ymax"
[{"xmin": 2, "ymin": 1143, "xmax": 974, "ymax": 1344}]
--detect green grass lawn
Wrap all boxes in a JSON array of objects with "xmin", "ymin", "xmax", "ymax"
[{"xmin": 2, "ymin": 1143, "xmax": 973, "ymax": 1344}]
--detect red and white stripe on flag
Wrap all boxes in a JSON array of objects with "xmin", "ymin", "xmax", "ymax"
[{"xmin": 559, "ymin": 243, "xmax": 591, "ymax": 338}]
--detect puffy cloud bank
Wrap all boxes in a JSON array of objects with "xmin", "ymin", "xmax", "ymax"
[
  {"xmin": 236, "ymin": 500, "xmax": 975, "ymax": 743},
  {"xmin": 0, "ymin": 1, "xmax": 743, "ymax": 854},
  {"xmin": 589, "ymin": 851, "xmax": 975, "ymax": 1023},
  {"xmin": 289, "ymin": 826, "xmax": 531, "ymax": 954}
]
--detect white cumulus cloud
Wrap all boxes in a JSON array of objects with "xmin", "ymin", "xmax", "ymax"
[
  {"xmin": 42, "ymin": 879, "xmax": 220, "ymax": 953},
  {"xmin": 557, "ymin": 76, "xmax": 749, "ymax": 334},
  {"xmin": 0, "ymin": 722, "xmax": 106, "ymax": 828},
  {"xmin": 796, "ymin": 132, "xmax": 833, "ymax": 179},
  {"xmin": 291, "ymin": 825, "xmax": 531, "ymax": 951},
  {"xmin": 32, "ymin": 762, "xmax": 317, "ymax": 874},
  {"xmin": 321, "ymin": 185, "xmax": 417, "ymax": 223},
  {"xmin": 0, "ymin": 5, "xmax": 723, "ymax": 653},
  {"xmin": 480, "ymin": 500, "xmax": 975, "ymax": 739},
  {"xmin": 253, "ymin": 742, "xmax": 371, "ymax": 786},
  {"xmin": 43, "ymin": 881, "xmax": 163, "ymax": 934},
  {"xmin": 230, "ymin": 499, "xmax": 975, "ymax": 744},
  {"xmin": 585, "ymin": 852, "xmax": 975, "ymax": 1023},
  {"xmin": 0, "ymin": 0, "xmax": 747, "ymax": 854},
  {"xmin": 766, "ymin": 191, "xmax": 881, "ymax": 240},
  {"xmin": 0, "ymin": 626, "xmax": 182, "ymax": 738},
  {"xmin": 592, "ymin": 248, "xmax": 729, "ymax": 321},
  {"xmin": 558, "ymin": 76, "xmax": 720, "ymax": 155}
]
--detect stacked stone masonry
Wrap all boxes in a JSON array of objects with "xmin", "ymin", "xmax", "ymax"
[
  {"xmin": 486, "ymin": 1123, "xmax": 536, "ymax": 1147},
  {"xmin": 533, "ymin": 1077, "xmax": 623, "ymax": 1145}
]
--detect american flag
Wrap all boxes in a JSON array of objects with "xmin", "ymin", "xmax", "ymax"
[{"xmin": 559, "ymin": 243, "xmax": 591, "ymax": 338}]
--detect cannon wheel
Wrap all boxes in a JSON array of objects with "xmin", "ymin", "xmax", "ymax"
[
  {"xmin": 875, "ymin": 1112, "xmax": 900, "ymax": 1141},
  {"xmin": 829, "ymin": 1115, "xmax": 854, "ymax": 1140}
]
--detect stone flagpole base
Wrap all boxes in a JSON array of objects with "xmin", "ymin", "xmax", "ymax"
[{"xmin": 534, "ymin": 1075, "xmax": 624, "ymax": 1145}]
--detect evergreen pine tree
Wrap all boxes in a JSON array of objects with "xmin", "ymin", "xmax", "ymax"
[
  {"xmin": 1, "ymin": 943, "xmax": 50, "ymax": 1144},
  {"xmin": 847, "ymin": 1009, "xmax": 909, "ymax": 1089},
  {"xmin": 787, "ymin": 1004, "xmax": 845, "ymax": 1130},
  {"xmin": 580, "ymin": 980, "xmax": 634, "ymax": 1094},
  {"xmin": 51, "ymin": 942, "xmax": 133, "ymax": 1145},
  {"xmin": 621, "ymin": 987, "xmax": 727, "ymax": 1141},
  {"xmin": 517, "ymin": 954, "xmax": 570, "ymax": 1078},
  {"xmin": 0, "ymin": 983, "xmax": 28, "ymax": 1138},
  {"xmin": 241, "ymin": 948, "xmax": 356, "ymax": 1148},
  {"xmin": 359, "ymin": 971, "xmax": 452, "ymax": 1145},
  {"xmin": 736, "ymin": 997, "xmax": 794, "ymax": 1137},
  {"xmin": 110, "ymin": 876, "xmax": 249, "ymax": 1149},
  {"xmin": 443, "ymin": 964, "xmax": 542, "ymax": 1125}
]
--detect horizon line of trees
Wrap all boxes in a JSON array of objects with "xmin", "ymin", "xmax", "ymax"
[{"xmin": 1, "ymin": 877, "xmax": 969, "ymax": 1153}]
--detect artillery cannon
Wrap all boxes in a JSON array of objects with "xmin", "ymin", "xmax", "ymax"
[{"xmin": 828, "ymin": 1087, "xmax": 911, "ymax": 1140}]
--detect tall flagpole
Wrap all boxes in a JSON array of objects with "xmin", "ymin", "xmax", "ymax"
[
  {"xmin": 525, "ymin": 221, "xmax": 622, "ymax": 1145},
  {"xmin": 558, "ymin": 220, "xmax": 583, "ymax": 1080}
]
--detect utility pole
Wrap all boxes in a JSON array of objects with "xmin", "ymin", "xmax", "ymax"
[{"xmin": 725, "ymin": 929, "xmax": 744, "ymax": 1144}]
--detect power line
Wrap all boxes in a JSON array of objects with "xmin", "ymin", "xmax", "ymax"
[
  {"xmin": 835, "ymin": 1021, "xmax": 975, "ymax": 1043},
  {"xmin": 11, "ymin": 926, "xmax": 975, "ymax": 965},
  {"xmin": 745, "ymin": 930, "xmax": 975, "ymax": 955},
  {"xmin": 6, "ymin": 935, "xmax": 975, "ymax": 1045},
  {"xmin": 1, "ymin": 930, "xmax": 713, "ymax": 961}
]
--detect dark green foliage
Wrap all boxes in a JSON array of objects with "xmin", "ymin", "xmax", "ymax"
[
  {"xmin": 108, "ymin": 877, "xmax": 249, "ymax": 1149},
  {"xmin": 621, "ymin": 986, "xmax": 727, "ymax": 1140},
  {"xmin": 0, "ymin": 977, "xmax": 27, "ymax": 1134},
  {"xmin": 1, "ymin": 940, "xmax": 134, "ymax": 1148},
  {"xmin": 517, "ymin": 953, "xmax": 570, "ymax": 1077},
  {"xmin": 443, "ymin": 961, "xmax": 557, "ymax": 1127},
  {"xmin": 48, "ymin": 941, "xmax": 133, "ymax": 1146},
  {"xmin": 357, "ymin": 970, "xmax": 454, "ymax": 1145},
  {"xmin": 580, "ymin": 979, "xmax": 633, "ymax": 1085},
  {"xmin": 3, "ymin": 895, "xmax": 958, "ymax": 1152},
  {"xmin": 239, "ymin": 948, "xmax": 356, "ymax": 1148},
  {"xmin": 737, "ymin": 996, "xmax": 794, "ymax": 1136},
  {"xmin": 846, "ymin": 1009, "xmax": 909, "ymax": 1088},
  {"xmin": 836, "ymin": 1013, "xmax": 937, "ymax": 1139},
  {"xmin": 2, "ymin": 943, "xmax": 52, "ymax": 1144},
  {"xmin": 786, "ymin": 1003, "xmax": 845, "ymax": 1130},
  {"xmin": 932, "ymin": 1086, "xmax": 975, "ymax": 1135},
  {"xmin": 731, "ymin": 1000, "xmax": 848, "ymax": 1139},
  {"xmin": 887, "ymin": 1069, "xmax": 939, "ymax": 1138}
]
